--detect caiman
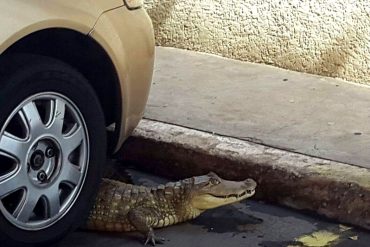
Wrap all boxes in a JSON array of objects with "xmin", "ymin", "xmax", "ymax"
[{"xmin": 86, "ymin": 172, "xmax": 257, "ymax": 245}]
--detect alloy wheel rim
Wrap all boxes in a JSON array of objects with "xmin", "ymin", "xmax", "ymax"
[{"xmin": 0, "ymin": 92, "xmax": 89, "ymax": 230}]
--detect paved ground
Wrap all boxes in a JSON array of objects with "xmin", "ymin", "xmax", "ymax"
[
  {"xmin": 59, "ymin": 47, "xmax": 370, "ymax": 246},
  {"xmin": 146, "ymin": 47, "xmax": 370, "ymax": 168},
  {"xmin": 58, "ymin": 169, "xmax": 370, "ymax": 247}
]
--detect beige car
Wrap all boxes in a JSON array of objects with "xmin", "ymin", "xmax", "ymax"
[{"xmin": 0, "ymin": 1, "xmax": 154, "ymax": 246}]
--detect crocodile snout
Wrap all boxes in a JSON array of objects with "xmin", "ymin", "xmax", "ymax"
[{"xmin": 244, "ymin": 178, "xmax": 257, "ymax": 191}]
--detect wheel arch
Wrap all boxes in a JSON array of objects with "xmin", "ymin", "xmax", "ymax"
[{"xmin": 1, "ymin": 28, "xmax": 122, "ymax": 153}]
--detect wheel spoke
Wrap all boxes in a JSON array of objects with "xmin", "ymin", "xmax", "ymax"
[
  {"xmin": 62, "ymin": 125, "xmax": 83, "ymax": 156},
  {"xmin": 17, "ymin": 111, "xmax": 31, "ymax": 137},
  {"xmin": 22, "ymin": 101, "xmax": 44, "ymax": 135},
  {"xmin": 15, "ymin": 189, "xmax": 40, "ymax": 222},
  {"xmin": 44, "ymin": 185, "xmax": 60, "ymax": 217},
  {"xmin": 0, "ymin": 171, "xmax": 25, "ymax": 198},
  {"xmin": 0, "ymin": 132, "xmax": 28, "ymax": 161},
  {"xmin": 49, "ymin": 99, "xmax": 66, "ymax": 134},
  {"xmin": 59, "ymin": 161, "xmax": 82, "ymax": 186}
]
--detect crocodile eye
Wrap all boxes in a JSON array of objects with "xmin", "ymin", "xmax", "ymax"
[{"xmin": 210, "ymin": 178, "xmax": 220, "ymax": 185}]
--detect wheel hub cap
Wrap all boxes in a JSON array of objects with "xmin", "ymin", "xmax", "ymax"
[{"xmin": 0, "ymin": 93, "xmax": 89, "ymax": 230}]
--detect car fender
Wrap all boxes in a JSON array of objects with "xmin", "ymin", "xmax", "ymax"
[
  {"xmin": 89, "ymin": 6, "xmax": 155, "ymax": 151},
  {"xmin": 0, "ymin": 0, "xmax": 123, "ymax": 54}
]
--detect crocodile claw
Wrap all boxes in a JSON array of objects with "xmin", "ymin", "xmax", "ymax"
[{"xmin": 144, "ymin": 229, "xmax": 165, "ymax": 246}]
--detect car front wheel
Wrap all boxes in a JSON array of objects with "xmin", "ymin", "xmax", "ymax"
[{"xmin": 0, "ymin": 54, "xmax": 106, "ymax": 246}]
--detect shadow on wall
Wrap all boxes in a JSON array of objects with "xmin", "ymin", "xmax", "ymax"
[
  {"xmin": 309, "ymin": 29, "xmax": 362, "ymax": 79},
  {"xmin": 146, "ymin": 0, "xmax": 177, "ymax": 29}
]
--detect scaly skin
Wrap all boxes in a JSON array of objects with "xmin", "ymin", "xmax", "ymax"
[{"xmin": 86, "ymin": 172, "xmax": 257, "ymax": 245}]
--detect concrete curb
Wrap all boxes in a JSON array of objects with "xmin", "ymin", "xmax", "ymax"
[{"xmin": 120, "ymin": 119, "xmax": 370, "ymax": 230}]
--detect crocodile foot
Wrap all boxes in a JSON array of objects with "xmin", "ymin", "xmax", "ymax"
[{"xmin": 144, "ymin": 229, "xmax": 165, "ymax": 246}]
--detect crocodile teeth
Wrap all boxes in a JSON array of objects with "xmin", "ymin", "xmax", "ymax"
[{"xmin": 214, "ymin": 191, "xmax": 250, "ymax": 199}]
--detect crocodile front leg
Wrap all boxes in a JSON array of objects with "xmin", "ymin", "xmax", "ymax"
[
  {"xmin": 127, "ymin": 207, "xmax": 165, "ymax": 246},
  {"xmin": 143, "ymin": 228, "xmax": 165, "ymax": 246}
]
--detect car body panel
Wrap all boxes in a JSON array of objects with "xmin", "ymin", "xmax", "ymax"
[
  {"xmin": 90, "ymin": 7, "xmax": 155, "ymax": 151},
  {"xmin": 0, "ymin": 0, "xmax": 123, "ymax": 54}
]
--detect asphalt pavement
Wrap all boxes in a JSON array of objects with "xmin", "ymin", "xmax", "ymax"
[{"xmin": 58, "ymin": 168, "xmax": 370, "ymax": 247}]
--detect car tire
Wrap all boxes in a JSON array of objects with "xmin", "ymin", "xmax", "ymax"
[{"xmin": 0, "ymin": 54, "xmax": 106, "ymax": 246}]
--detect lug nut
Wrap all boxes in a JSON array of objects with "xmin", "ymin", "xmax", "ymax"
[
  {"xmin": 30, "ymin": 150, "xmax": 44, "ymax": 170},
  {"xmin": 45, "ymin": 147, "xmax": 55, "ymax": 158},
  {"xmin": 37, "ymin": 171, "xmax": 47, "ymax": 182}
]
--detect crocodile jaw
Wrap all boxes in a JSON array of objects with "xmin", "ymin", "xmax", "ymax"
[{"xmin": 191, "ymin": 188, "xmax": 256, "ymax": 210}]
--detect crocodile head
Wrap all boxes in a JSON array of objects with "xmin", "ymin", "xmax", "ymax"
[{"xmin": 190, "ymin": 172, "xmax": 257, "ymax": 210}]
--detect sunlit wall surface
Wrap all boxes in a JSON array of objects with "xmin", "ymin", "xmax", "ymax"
[{"xmin": 145, "ymin": 0, "xmax": 370, "ymax": 84}]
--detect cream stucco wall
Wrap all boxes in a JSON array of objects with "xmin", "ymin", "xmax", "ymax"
[{"xmin": 145, "ymin": 0, "xmax": 370, "ymax": 84}]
